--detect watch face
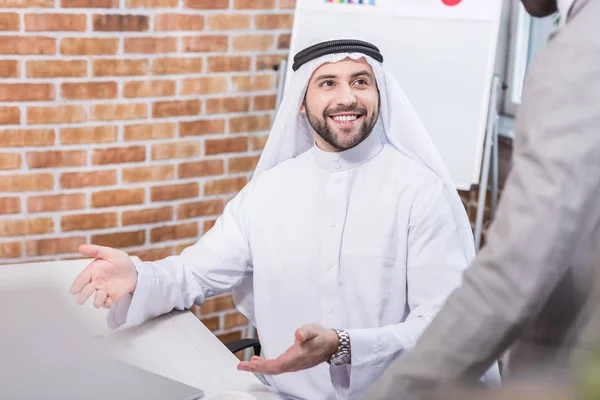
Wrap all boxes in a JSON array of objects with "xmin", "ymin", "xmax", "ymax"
[{"xmin": 332, "ymin": 353, "xmax": 351, "ymax": 366}]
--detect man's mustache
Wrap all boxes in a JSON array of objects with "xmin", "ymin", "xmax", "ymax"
[{"xmin": 324, "ymin": 106, "xmax": 367, "ymax": 117}]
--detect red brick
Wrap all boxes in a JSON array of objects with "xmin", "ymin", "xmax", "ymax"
[
  {"xmin": 205, "ymin": 137, "xmax": 248, "ymax": 155},
  {"xmin": 0, "ymin": 197, "xmax": 21, "ymax": 215},
  {"xmin": 228, "ymin": 155, "xmax": 260, "ymax": 173},
  {"xmin": 0, "ymin": 13, "xmax": 20, "ymax": 31},
  {"xmin": 122, "ymin": 165, "xmax": 175, "ymax": 183},
  {"xmin": 0, "ymin": 107, "xmax": 20, "ymax": 125},
  {"xmin": 277, "ymin": 33, "xmax": 291, "ymax": 49},
  {"xmin": 93, "ymin": 14, "xmax": 149, "ymax": 31},
  {"xmin": 234, "ymin": 0, "xmax": 274, "ymax": 9},
  {"xmin": 61, "ymin": 82, "xmax": 117, "ymax": 100},
  {"xmin": 25, "ymin": 13, "xmax": 86, "ymax": 32},
  {"xmin": 124, "ymin": 123, "xmax": 175, "ymax": 141},
  {"xmin": 122, "ymin": 206, "xmax": 173, "ymax": 225},
  {"xmin": 92, "ymin": 146, "xmax": 146, "ymax": 165},
  {"xmin": 179, "ymin": 119, "xmax": 225, "ymax": 137},
  {"xmin": 60, "ymin": 38, "xmax": 118, "ymax": 55},
  {"xmin": 204, "ymin": 176, "xmax": 247, "ymax": 195},
  {"xmin": 180, "ymin": 77, "xmax": 227, "ymax": 96},
  {"xmin": 91, "ymin": 103, "xmax": 147, "ymax": 121},
  {"xmin": 26, "ymin": 150, "xmax": 86, "ymax": 169},
  {"xmin": 128, "ymin": 0, "xmax": 177, "ymax": 6},
  {"xmin": 0, "ymin": 129, "xmax": 54, "ymax": 146},
  {"xmin": 201, "ymin": 294, "xmax": 234, "ymax": 314},
  {"xmin": 256, "ymin": 54, "xmax": 287, "ymax": 71},
  {"xmin": 207, "ymin": 14, "xmax": 250, "ymax": 30},
  {"xmin": 92, "ymin": 230, "xmax": 145, "ymax": 248},
  {"xmin": 0, "ymin": 242, "xmax": 21, "ymax": 259},
  {"xmin": 155, "ymin": 14, "xmax": 205, "ymax": 31},
  {"xmin": 0, "ymin": 218, "xmax": 53, "ymax": 237},
  {"xmin": 91, "ymin": 188, "xmax": 145, "ymax": 208},
  {"xmin": 124, "ymin": 37, "xmax": 177, "ymax": 54},
  {"xmin": 0, "ymin": 153, "xmax": 21, "ymax": 170},
  {"xmin": 254, "ymin": 94, "xmax": 276, "ymax": 111},
  {"xmin": 151, "ymin": 142, "xmax": 200, "ymax": 160},
  {"xmin": 0, "ymin": 36, "xmax": 56, "ymax": 55},
  {"xmin": 0, "ymin": 173, "xmax": 53, "ymax": 192},
  {"xmin": 224, "ymin": 312, "xmax": 248, "ymax": 329},
  {"xmin": 150, "ymin": 222, "xmax": 198, "ymax": 243},
  {"xmin": 4, "ymin": 0, "xmax": 54, "ymax": 7},
  {"xmin": 152, "ymin": 100, "xmax": 200, "ymax": 118},
  {"xmin": 62, "ymin": 0, "xmax": 118, "ymax": 7},
  {"xmin": 60, "ymin": 170, "xmax": 117, "ymax": 189},
  {"xmin": 207, "ymin": 56, "xmax": 251, "ymax": 72},
  {"xmin": 280, "ymin": 0, "xmax": 296, "ymax": 8},
  {"xmin": 60, "ymin": 126, "xmax": 118, "ymax": 144},
  {"xmin": 27, "ymin": 60, "xmax": 87, "ymax": 78},
  {"xmin": 124, "ymin": 80, "xmax": 176, "ymax": 98},
  {"xmin": 152, "ymin": 57, "xmax": 203, "ymax": 75},
  {"xmin": 129, "ymin": 247, "xmax": 173, "ymax": 262},
  {"xmin": 203, "ymin": 219, "xmax": 216, "ymax": 233},
  {"xmin": 206, "ymin": 97, "xmax": 250, "ymax": 114},
  {"xmin": 255, "ymin": 13, "xmax": 293, "ymax": 29},
  {"xmin": 93, "ymin": 59, "xmax": 149, "ymax": 76},
  {"xmin": 178, "ymin": 159, "xmax": 224, "ymax": 178},
  {"xmin": 184, "ymin": 0, "xmax": 229, "ymax": 9},
  {"xmin": 0, "ymin": 60, "xmax": 19, "ymax": 78},
  {"xmin": 233, "ymin": 34, "xmax": 274, "ymax": 51},
  {"xmin": 177, "ymin": 199, "xmax": 223, "ymax": 220},
  {"xmin": 183, "ymin": 35, "xmax": 228, "ymax": 53},
  {"xmin": 28, "ymin": 193, "xmax": 85, "ymax": 213},
  {"xmin": 27, "ymin": 105, "xmax": 87, "ymax": 124},
  {"xmin": 230, "ymin": 115, "xmax": 270, "ymax": 133},
  {"xmin": 26, "ymin": 236, "xmax": 85, "ymax": 256},
  {"xmin": 0, "ymin": 84, "xmax": 54, "ymax": 102},
  {"xmin": 61, "ymin": 212, "xmax": 118, "ymax": 232},
  {"xmin": 200, "ymin": 316, "xmax": 219, "ymax": 331},
  {"xmin": 250, "ymin": 134, "xmax": 268, "ymax": 150},
  {"xmin": 151, "ymin": 182, "xmax": 198, "ymax": 202}
]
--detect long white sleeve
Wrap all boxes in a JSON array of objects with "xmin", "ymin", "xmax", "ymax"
[
  {"xmin": 108, "ymin": 183, "xmax": 255, "ymax": 330},
  {"xmin": 331, "ymin": 179, "xmax": 496, "ymax": 398}
]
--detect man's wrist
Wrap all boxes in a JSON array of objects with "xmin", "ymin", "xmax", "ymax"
[{"xmin": 326, "ymin": 329, "xmax": 339, "ymax": 357}]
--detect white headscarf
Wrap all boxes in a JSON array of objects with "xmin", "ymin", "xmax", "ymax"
[{"xmin": 232, "ymin": 41, "xmax": 476, "ymax": 325}]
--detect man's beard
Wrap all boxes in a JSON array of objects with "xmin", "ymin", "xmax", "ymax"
[{"xmin": 305, "ymin": 104, "xmax": 378, "ymax": 151}]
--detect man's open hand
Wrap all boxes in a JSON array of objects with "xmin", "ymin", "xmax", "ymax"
[
  {"xmin": 69, "ymin": 244, "xmax": 138, "ymax": 309},
  {"xmin": 237, "ymin": 323, "xmax": 338, "ymax": 375}
]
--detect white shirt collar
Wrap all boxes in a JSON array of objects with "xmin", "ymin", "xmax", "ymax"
[
  {"xmin": 312, "ymin": 130, "xmax": 384, "ymax": 172},
  {"xmin": 558, "ymin": 0, "xmax": 576, "ymax": 26}
]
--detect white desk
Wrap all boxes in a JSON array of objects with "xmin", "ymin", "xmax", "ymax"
[{"xmin": 0, "ymin": 258, "xmax": 280, "ymax": 399}]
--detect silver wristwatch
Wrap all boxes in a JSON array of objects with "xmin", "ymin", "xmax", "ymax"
[{"xmin": 328, "ymin": 329, "xmax": 351, "ymax": 366}]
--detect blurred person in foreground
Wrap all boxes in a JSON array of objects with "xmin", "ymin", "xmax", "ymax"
[
  {"xmin": 363, "ymin": 0, "xmax": 600, "ymax": 398},
  {"xmin": 68, "ymin": 38, "xmax": 500, "ymax": 399}
]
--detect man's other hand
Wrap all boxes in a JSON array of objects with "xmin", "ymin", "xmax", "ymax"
[
  {"xmin": 237, "ymin": 323, "xmax": 338, "ymax": 375},
  {"xmin": 69, "ymin": 244, "xmax": 138, "ymax": 309}
]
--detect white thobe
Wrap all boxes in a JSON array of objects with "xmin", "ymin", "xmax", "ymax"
[{"xmin": 108, "ymin": 132, "xmax": 475, "ymax": 399}]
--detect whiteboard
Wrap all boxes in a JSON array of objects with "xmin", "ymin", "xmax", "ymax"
[{"xmin": 286, "ymin": 0, "xmax": 503, "ymax": 190}]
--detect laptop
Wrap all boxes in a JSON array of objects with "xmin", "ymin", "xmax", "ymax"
[{"xmin": 0, "ymin": 284, "xmax": 204, "ymax": 400}]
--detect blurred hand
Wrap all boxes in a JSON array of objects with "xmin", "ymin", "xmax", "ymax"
[
  {"xmin": 237, "ymin": 323, "xmax": 338, "ymax": 375},
  {"xmin": 69, "ymin": 244, "xmax": 138, "ymax": 309}
]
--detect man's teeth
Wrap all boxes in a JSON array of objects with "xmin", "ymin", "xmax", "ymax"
[{"xmin": 332, "ymin": 115, "xmax": 358, "ymax": 122}]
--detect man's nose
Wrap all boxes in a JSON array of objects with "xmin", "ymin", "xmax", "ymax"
[{"xmin": 335, "ymin": 85, "xmax": 356, "ymax": 107}]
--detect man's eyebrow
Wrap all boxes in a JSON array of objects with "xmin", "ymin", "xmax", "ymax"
[
  {"xmin": 350, "ymin": 70, "xmax": 374, "ymax": 79},
  {"xmin": 314, "ymin": 74, "xmax": 337, "ymax": 82}
]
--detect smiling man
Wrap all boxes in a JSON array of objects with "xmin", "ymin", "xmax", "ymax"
[{"xmin": 69, "ymin": 38, "xmax": 499, "ymax": 399}]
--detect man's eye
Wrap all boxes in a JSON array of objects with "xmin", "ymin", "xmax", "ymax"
[
  {"xmin": 354, "ymin": 79, "xmax": 368, "ymax": 86},
  {"xmin": 319, "ymin": 81, "xmax": 335, "ymax": 88}
]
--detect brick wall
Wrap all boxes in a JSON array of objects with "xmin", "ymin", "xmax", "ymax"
[{"xmin": 0, "ymin": 0, "xmax": 295, "ymax": 345}]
